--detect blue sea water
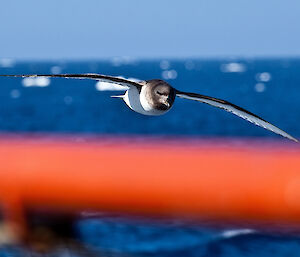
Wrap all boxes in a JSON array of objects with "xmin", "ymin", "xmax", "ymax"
[
  {"xmin": 0, "ymin": 58, "xmax": 300, "ymax": 256},
  {"xmin": 0, "ymin": 58, "xmax": 299, "ymax": 138}
]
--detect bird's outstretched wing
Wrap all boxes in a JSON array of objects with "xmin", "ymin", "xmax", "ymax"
[
  {"xmin": 0, "ymin": 74, "xmax": 142, "ymax": 89},
  {"xmin": 176, "ymin": 91, "xmax": 298, "ymax": 142}
]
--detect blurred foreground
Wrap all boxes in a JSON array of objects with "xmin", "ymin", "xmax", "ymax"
[{"xmin": 0, "ymin": 136, "xmax": 299, "ymax": 256}]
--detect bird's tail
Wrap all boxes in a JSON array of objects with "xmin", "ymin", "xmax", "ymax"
[{"xmin": 110, "ymin": 95, "xmax": 125, "ymax": 98}]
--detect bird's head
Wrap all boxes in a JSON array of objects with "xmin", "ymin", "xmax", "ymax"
[{"xmin": 145, "ymin": 80, "xmax": 176, "ymax": 111}]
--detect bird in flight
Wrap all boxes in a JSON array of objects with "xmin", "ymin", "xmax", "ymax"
[{"xmin": 0, "ymin": 73, "xmax": 297, "ymax": 142}]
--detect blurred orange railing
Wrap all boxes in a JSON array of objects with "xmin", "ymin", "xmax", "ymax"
[{"xmin": 0, "ymin": 136, "xmax": 299, "ymax": 239}]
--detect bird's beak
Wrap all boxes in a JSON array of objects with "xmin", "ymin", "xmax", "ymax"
[{"xmin": 166, "ymin": 97, "xmax": 173, "ymax": 107}]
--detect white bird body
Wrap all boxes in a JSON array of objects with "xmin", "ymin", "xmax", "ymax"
[{"xmin": 122, "ymin": 86, "xmax": 167, "ymax": 116}]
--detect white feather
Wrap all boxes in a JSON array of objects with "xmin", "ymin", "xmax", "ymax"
[{"xmin": 123, "ymin": 87, "xmax": 166, "ymax": 116}]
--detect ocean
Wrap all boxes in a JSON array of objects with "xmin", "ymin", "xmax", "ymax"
[
  {"xmin": 0, "ymin": 58, "xmax": 299, "ymax": 138},
  {"xmin": 0, "ymin": 58, "xmax": 300, "ymax": 256}
]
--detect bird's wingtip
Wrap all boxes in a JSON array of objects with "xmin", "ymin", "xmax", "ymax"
[
  {"xmin": 292, "ymin": 137, "xmax": 299, "ymax": 143},
  {"xmin": 285, "ymin": 134, "xmax": 298, "ymax": 143}
]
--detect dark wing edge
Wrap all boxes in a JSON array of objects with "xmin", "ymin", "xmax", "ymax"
[
  {"xmin": 176, "ymin": 90, "xmax": 298, "ymax": 142},
  {"xmin": 0, "ymin": 73, "xmax": 142, "ymax": 89}
]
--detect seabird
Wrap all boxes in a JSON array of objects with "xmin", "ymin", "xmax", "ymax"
[{"xmin": 0, "ymin": 73, "xmax": 297, "ymax": 142}]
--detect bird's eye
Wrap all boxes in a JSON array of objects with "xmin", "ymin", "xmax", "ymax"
[{"xmin": 156, "ymin": 91, "xmax": 163, "ymax": 95}]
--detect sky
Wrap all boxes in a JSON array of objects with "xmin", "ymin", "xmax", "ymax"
[{"xmin": 0, "ymin": 0, "xmax": 300, "ymax": 59}]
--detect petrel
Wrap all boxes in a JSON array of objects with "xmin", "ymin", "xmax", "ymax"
[{"xmin": 0, "ymin": 73, "xmax": 297, "ymax": 142}]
